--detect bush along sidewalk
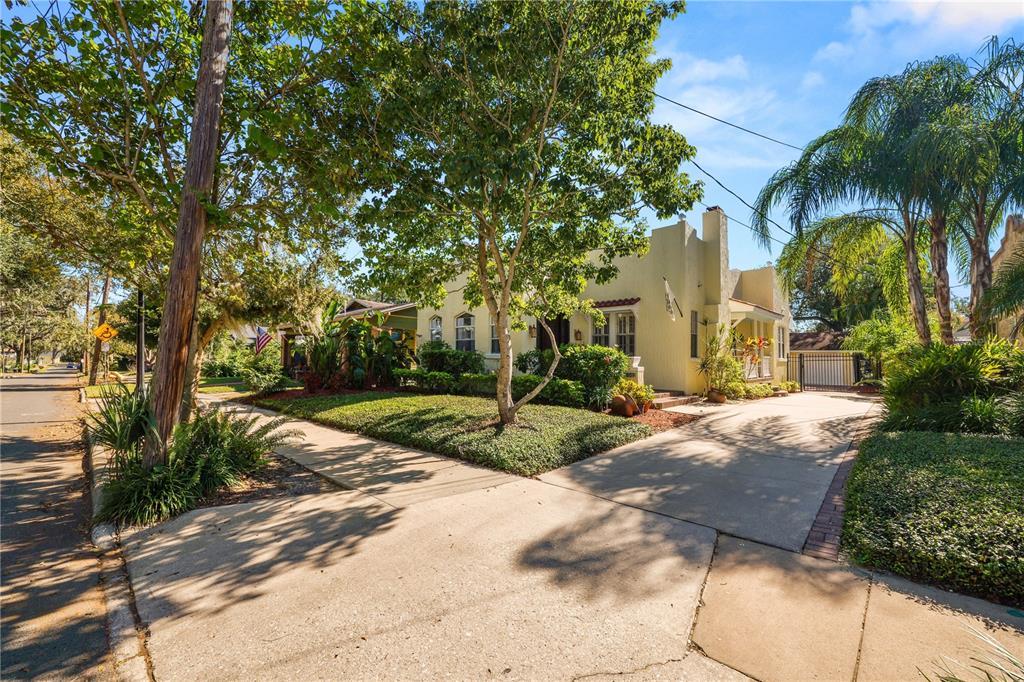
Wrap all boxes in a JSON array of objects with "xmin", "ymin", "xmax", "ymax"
[
  {"xmin": 87, "ymin": 384, "xmax": 296, "ymax": 527},
  {"xmin": 843, "ymin": 430, "xmax": 1024, "ymax": 606},
  {"xmin": 394, "ymin": 369, "xmax": 585, "ymax": 407}
]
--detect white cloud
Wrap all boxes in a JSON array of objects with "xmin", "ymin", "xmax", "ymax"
[
  {"xmin": 817, "ymin": 1, "xmax": 1024, "ymax": 64},
  {"xmin": 667, "ymin": 54, "xmax": 750, "ymax": 86},
  {"xmin": 801, "ymin": 71, "xmax": 826, "ymax": 90}
]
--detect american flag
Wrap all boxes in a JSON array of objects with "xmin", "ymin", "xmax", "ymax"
[{"xmin": 254, "ymin": 326, "xmax": 272, "ymax": 354}]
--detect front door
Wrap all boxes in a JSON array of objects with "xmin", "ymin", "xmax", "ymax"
[{"xmin": 537, "ymin": 316, "xmax": 570, "ymax": 350}]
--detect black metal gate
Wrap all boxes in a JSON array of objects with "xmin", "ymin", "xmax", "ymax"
[{"xmin": 787, "ymin": 352, "xmax": 881, "ymax": 391}]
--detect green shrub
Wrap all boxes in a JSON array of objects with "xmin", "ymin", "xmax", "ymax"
[
  {"xmin": 393, "ymin": 368, "xmax": 456, "ymax": 393},
  {"xmin": 615, "ymin": 378, "xmax": 655, "ymax": 407},
  {"xmin": 513, "ymin": 345, "xmax": 629, "ymax": 408},
  {"xmin": 87, "ymin": 383, "xmax": 152, "ymax": 454},
  {"xmin": 97, "ymin": 456, "xmax": 199, "ymax": 526},
  {"xmin": 240, "ymin": 366, "xmax": 289, "ymax": 395},
  {"xmin": 781, "ymin": 380, "xmax": 800, "ymax": 393},
  {"xmin": 456, "ymin": 372, "xmax": 497, "ymax": 396},
  {"xmin": 416, "ymin": 340, "xmax": 484, "ymax": 376},
  {"xmin": 881, "ymin": 338, "xmax": 1024, "ymax": 435},
  {"xmin": 1004, "ymin": 392, "xmax": 1024, "ymax": 438},
  {"xmin": 97, "ymin": 406, "xmax": 294, "ymax": 526},
  {"xmin": 742, "ymin": 383, "xmax": 774, "ymax": 399},
  {"xmin": 722, "ymin": 381, "xmax": 746, "ymax": 400},
  {"xmin": 512, "ymin": 374, "xmax": 585, "ymax": 408},
  {"xmin": 843, "ymin": 431, "xmax": 1024, "ymax": 605}
]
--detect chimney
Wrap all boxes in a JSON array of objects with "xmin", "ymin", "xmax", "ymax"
[{"xmin": 702, "ymin": 207, "xmax": 728, "ymax": 304}]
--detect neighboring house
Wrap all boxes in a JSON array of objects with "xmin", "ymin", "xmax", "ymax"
[
  {"xmin": 992, "ymin": 214, "xmax": 1023, "ymax": 341},
  {"xmin": 417, "ymin": 207, "xmax": 792, "ymax": 394},
  {"xmin": 280, "ymin": 299, "xmax": 419, "ymax": 375}
]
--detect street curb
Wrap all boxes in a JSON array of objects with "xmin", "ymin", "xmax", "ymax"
[
  {"xmin": 79, "ymin": 387, "xmax": 87, "ymax": 403},
  {"xmin": 83, "ymin": 409, "xmax": 152, "ymax": 681}
]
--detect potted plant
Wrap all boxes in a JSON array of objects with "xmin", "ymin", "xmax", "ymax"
[
  {"xmin": 614, "ymin": 378, "xmax": 655, "ymax": 414},
  {"xmin": 698, "ymin": 325, "xmax": 744, "ymax": 403}
]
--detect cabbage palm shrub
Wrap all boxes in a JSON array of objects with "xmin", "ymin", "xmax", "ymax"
[{"xmin": 87, "ymin": 383, "xmax": 153, "ymax": 454}]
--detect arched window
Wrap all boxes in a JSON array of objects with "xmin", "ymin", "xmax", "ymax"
[
  {"xmin": 429, "ymin": 316, "xmax": 442, "ymax": 342},
  {"xmin": 455, "ymin": 313, "xmax": 475, "ymax": 352}
]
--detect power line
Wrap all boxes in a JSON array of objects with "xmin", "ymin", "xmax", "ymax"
[{"xmin": 652, "ymin": 92, "xmax": 804, "ymax": 151}]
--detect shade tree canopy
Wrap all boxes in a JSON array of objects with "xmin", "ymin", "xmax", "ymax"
[{"xmin": 347, "ymin": 0, "xmax": 701, "ymax": 424}]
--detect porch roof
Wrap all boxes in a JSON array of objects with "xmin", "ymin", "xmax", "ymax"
[{"xmin": 728, "ymin": 297, "xmax": 784, "ymax": 323}]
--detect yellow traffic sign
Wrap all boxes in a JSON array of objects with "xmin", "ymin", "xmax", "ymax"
[{"xmin": 93, "ymin": 323, "xmax": 118, "ymax": 342}]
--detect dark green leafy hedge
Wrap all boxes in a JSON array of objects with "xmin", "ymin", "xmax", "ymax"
[
  {"xmin": 513, "ymin": 344, "xmax": 630, "ymax": 407},
  {"xmin": 416, "ymin": 340, "xmax": 485, "ymax": 376},
  {"xmin": 394, "ymin": 368, "xmax": 586, "ymax": 407},
  {"xmin": 257, "ymin": 392, "xmax": 652, "ymax": 476},
  {"xmin": 843, "ymin": 431, "xmax": 1024, "ymax": 605},
  {"xmin": 881, "ymin": 338, "xmax": 1024, "ymax": 435}
]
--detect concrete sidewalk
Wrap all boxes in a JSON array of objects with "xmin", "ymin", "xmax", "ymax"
[{"xmin": 118, "ymin": 396, "xmax": 1022, "ymax": 681}]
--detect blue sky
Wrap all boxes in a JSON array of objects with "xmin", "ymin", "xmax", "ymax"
[{"xmin": 650, "ymin": 0, "xmax": 1024, "ymax": 292}]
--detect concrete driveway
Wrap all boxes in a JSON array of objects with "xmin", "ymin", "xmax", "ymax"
[{"xmin": 540, "ymin": 392, "xmax": 879, "ymax": 551}]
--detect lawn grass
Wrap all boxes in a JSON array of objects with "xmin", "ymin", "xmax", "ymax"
[
  {"xmin": 843, "ymin": 431, "xmax": 1024, "ymax": 605},
  {"xmin": 257, "ymin": 392, "xmax": 653, "ymax": 476}
]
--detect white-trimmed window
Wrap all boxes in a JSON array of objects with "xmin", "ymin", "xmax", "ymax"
[
  {"xmin": 455, "ymin": 313, "xmax": 475, "ymax": 352},
  {"xmin": 690, "ymin": 310, "xmax": 699, "ymax": 358},
  {"xmin": 592, "ymin": 314, "xmax": 610, "ymax": 346},
  {"xmin": 429, "ymin": 315, "xmax": 442, "ymax": 342},
  {"xmin": 616, "ymin": 312, "xmax": 636, "ymax": 356},
  {"xmin": 489, "ymin": 316, "xmax": 499, "ymax": 354},
  {"xmin": 777, "ymin": 326, "xmax": 786, "ymax": 358}
]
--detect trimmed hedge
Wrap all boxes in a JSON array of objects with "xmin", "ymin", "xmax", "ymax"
[
  {"xmin": 416, "ymin": 340, "xmax": 485, "ymax": 376},
  {"xmin": 514, "ymin": 344, "xmax": 630, "ymax": 408},
  {"xmin": 843, "ymin": 431, "xmax": 1024, "ymax": 605},
  {"xmin": 394, "ymin": 368, "xmax": 585, "ymax": 408},
  {"xmin": 257, "ymin": 392, "xmax": 652, "ymax": 476}
]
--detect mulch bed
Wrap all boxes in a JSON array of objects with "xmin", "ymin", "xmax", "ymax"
[
  {"xmin": 629, "ymin": 409, "xmax": 702, "ymax": 432},
  {"xmin": 196, "ymin": 452, "xmax": 340, "ymax": 509}
]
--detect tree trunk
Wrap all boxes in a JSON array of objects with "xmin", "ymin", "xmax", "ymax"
[
  {"xmin": 928, "ymin": 216, "xmax": 954, "ymax": 345},
  {"xmin": 968, "ymin": 236, "xmax": 994, "ymax": 339},
  {"xmin": 904, "ymin": 236, "xmax": 932, "ymax": 345},
  {"xmin": 180, "ymin": 312, "xmax": 227, "ymax": 424},
  {"xmin": 143, "ymin": 0, "xmax": 233, "ymax": 468},
  {"xmin": 88, "ymin": 272, "xmax": 111, "ymax": 386},
  {"xmin": 494, "ymin": 307, "xmax": 516, "ymax": 425}
]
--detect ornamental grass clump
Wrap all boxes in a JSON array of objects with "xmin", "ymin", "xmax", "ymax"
[{"xmin": 94, "ymin": 403, "xmax": 295, "ymax": 527}]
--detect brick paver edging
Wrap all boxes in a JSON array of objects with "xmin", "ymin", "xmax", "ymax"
[{"xmin": 802, "ymin": 448, "xmax": 856, "ymax": 561}]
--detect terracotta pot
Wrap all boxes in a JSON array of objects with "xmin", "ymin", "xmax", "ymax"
[
  {"xmin": 610, "ymin": 394, "xmax": 629, "ymax": 416},
  {"xmin": 707, "ymin": 388, "xmax": 727, "ymax": 404},
  {"xmin": 642, "ymin": 400, "xmax": 652, "ymax": 413}
]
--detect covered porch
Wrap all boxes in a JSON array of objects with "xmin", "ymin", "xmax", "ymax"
[{"xmin": 727, "ymin": 298, "xmax": 784, "ymax": 382}]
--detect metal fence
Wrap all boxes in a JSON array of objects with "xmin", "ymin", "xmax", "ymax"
[{"xmin": 787, "ymin": 352, "xmax": 881, "ymax": 391}]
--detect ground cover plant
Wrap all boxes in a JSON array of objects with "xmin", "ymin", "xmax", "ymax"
[
  {"xmin": 843, "ymin": 431, "xmax": 1024, "ymax": 605},
  {"xmin": 257, "ymin": 392, "xmax": 652, "ymax": 476}
]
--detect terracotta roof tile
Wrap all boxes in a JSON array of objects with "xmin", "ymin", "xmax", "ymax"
[{"xmin": 593, "ymin": 297, "xmax": 640, "ymax": 308}]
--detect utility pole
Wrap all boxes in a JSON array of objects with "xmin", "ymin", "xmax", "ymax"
[{"xmin": 136, "ymin": 289, "xmax": 145, "ymax": 395}]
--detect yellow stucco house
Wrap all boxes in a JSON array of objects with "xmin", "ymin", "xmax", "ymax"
[
  {"xmin": 417, "ymin": 207, "xmax": 791, "ymax": 395},
  {"xmin": 992, "ymin": 214, "xmax": 1023, "ymax": 341}
]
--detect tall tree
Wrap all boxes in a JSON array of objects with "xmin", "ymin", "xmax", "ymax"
[
  {"xmin": 144, "ymin": 0, "xmax": 233, "ymax": 466},
  {"xmin": 349, "ymin": 0, "xmax": 700, "ymax": 424},
  {"xmin": 919, "ymin": 38, "xmax": 1024, "ymax": 336},
  {"xmin": 752, "ymin": 124, "xmax": 934, "ymax": 344}
]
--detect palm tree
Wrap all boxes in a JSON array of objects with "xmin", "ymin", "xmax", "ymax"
[
  {"xmin": 914, "ymin": 38, "xmax": 1024, "ymax": 337},
  {"xmin": 983, "ymin": 244, "xmax": 1024, "ymax": 341},
  {"xmin": 845, "ymin": 57, "xmax": 974, "ymax": 344},
  {"xmin": 752, "ymin": 124, "xmax": 934, "ymax": 344}
]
